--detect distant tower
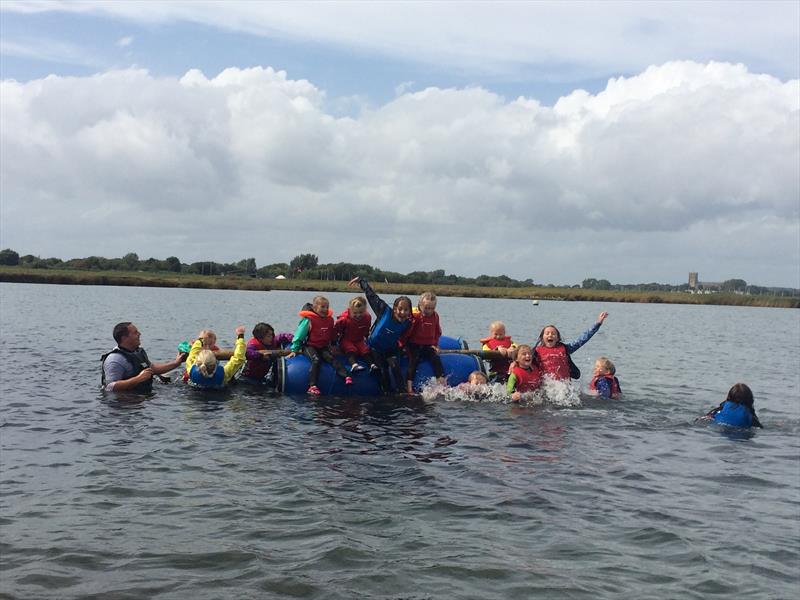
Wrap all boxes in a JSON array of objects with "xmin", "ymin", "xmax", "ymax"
[{"xmin": 689, "ymin": 272, "xmax": 698, "ymax": 289}]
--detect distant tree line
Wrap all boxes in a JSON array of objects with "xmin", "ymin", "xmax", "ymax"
[{"xmin": 1, "ymin": 248, "xmax": 797, "ymax": 296}]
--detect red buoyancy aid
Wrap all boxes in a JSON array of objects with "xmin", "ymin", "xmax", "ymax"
[
  {"xmin": 510, "ymin": 364, "xmax": 542, "ymax": 392},
  {"xmin": 299, "ymin": 308, "xmax": 335, "ymax": 348},
  {"xmin": 589, "ymin": 375, "xmax": 621, "ymax": 395},
  {"xmin": 408, "ymin": 311, "xmax": 441, "ymax": 346},
  {"xmin": 535, "ymin": 344, "xmax": 570, "ymax": 380},
  {"xmin": 480, "ymin": 335, "xmax": 513, "ymax": 373},
  {"xmin": 335, "ymin": 309, "xmax": 372, "ymax": 344}
]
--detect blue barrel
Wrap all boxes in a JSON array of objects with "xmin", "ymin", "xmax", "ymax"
[{"xmin": 278, "ymin": 336, "xmax": 484, "ymax": 395}]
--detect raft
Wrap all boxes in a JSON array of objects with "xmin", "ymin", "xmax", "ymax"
[{"xmin": 278, "ymin": 336, "xmax": 484, "ymax": 395}]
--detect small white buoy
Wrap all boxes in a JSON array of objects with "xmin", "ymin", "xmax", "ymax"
[{"xmin": 532, "ymin": 299, "xmax": 539, "ymax": 306}]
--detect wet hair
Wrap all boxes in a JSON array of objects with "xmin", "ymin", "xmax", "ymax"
[
  {"xmin": 490, "ymin": 321, "xmax": 505, "ymax": 332},
  {"xmin": 393, "ymin": 296, "xmax": 412, "ymax": 312},
  {"xmin": 195, "ymin": 349, "xmax": 218, "ymax": 378},
  {"xmin": 513, "ymin": 344, "xmax": 533, "ymax": 360},
  {"xmin": 419, "ymin": 291, "xmax": 437, "ymax": 307},
  {"xmin": 595, "ymin": 356, "xmax": 616, "ymax": 375},
  {"xmin": 349, "ymin": 296, "xmax": 367, "ymax": 311},
  {"xmin": 468, "ymin": 371, "xmax": 488, "ymax": 384},
  {"xmin": 726, "ymin": 383, "xmax": 754, "ymax": 410},
  {"xmin": 536, "ymin": 324, "xmax": 561, "ymax": 345},
  {"xmin": 252, "ymin": 322, "xmax": 274, "ymax": 340},
  {"xmin": 113, "ymin": 322, "xmax": 132, "ymax": 344}
]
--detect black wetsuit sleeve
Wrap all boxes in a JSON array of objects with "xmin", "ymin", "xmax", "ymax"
[
  {"xmin": 751, "ymin": 412, "xmax": 763, "ymax": 428},
  {"xmin": 359, "ymin": 279, "xmax": 389, "ymax": 318}
]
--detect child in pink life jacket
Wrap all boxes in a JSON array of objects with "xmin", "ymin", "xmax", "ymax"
[
  {"xmin": 334, "ymin": 296, "xmax": 373, "ymax": 373},
  {"xmin": 506, "ymin": 345, "xmax": 542, "ymax": 402},
  {"xmin": 240, "ymin": 322, "xmax": 293, "ymax": 385},
  {"xmin": 480, "ymin": 320, "xmax": 515, "ymax": 383},
  {"xmin": 589, "ymin": 356, "xmax": 621, "ymax": 399},
  {"xmin": 405, "ymin": 291, "xmax": 445, "ymax": 393},
  {"xmin": 183, "ymin": 329, "xmax": 220, "ymax": 382},
  {"xmin": 534, "ymin": 311, "xmax": 608, "ymax": 380},
  {"xmin": 287, "ymin": 296, "xmax": 352, "ymax": 395}
]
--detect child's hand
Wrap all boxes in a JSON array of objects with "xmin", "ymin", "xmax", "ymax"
[
  {"xmin": 286, "ymin": 351, "xmax": 296, "ymax": 359},
  {"xmin": 348, "ymin": 277, "xmax": 360, "ymax": 287},
  {"xmin": 597, "ymin": 311, "xmax": 608, "ymax": 324},
  {"xmin": 511, "ymin": 391, "xmax": 521, "ymax": 402}
]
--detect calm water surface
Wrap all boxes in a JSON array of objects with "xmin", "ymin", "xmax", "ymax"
[{"xmin": 1, "ymin": 283, "xmax": 798, "ymax": 599}]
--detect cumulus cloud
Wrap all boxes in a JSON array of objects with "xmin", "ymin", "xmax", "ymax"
[{"xmin": 1, "ymin": 61, "xmax": 798, "ymax": 286}]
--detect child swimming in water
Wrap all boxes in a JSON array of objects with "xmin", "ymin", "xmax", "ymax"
[
  {"xmin": 348, "ymin": 277, "xmax": 413, "ymax": 394},
  {"xmin": 405, "ymin": 291, "xmax": 445, "ymax": 393},
  {"xmin": 186, "ymin": 326, "xmax": 246, "ymax": 389},
  {"xmin": 335, "ymin": 295, "xmax": 373, "ymax": 373},
  {"xmin": 589, "ymin": 356, "xmax": 621, "ymax": 399},
  {"xmin": 480, "ymin": 320, "xmax": 515, "ymax": 383},
  {"xmin": 240, "ymin": 322, "xmax": 293, "ymax": 385},
  {"xmin": 535, "ymin": 311, "xmax": 608, "ymax": 380},
  {"xmin": 287, "ymin": 296, "xmax": 352, "ymax": 395},
  {"xmin": 704, "ymin": 383, "xmax": 763, "ymax": 428},
  {"xmin": 183, "ymin": 329, "xmax": 221, "ymax": 381},
  {"xmin": 507, "ymin": 344, "xmax": 542, "ymax": 402}
]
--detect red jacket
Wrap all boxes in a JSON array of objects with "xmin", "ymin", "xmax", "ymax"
[
  {"xmin": 534, "ymin": 344, "xmax": 570, "ymax": 380},
  {"xmin": 510, "ymin": 364, "xmax": 542, "ymax": 392},
  {"xmin": 299, "ymin": 308, "xmax": 335, "ymax": 348},
  {"xmin": 480, "ymin": 335, "xmax": 513, "ymax": 376},
  {"xmin": 407, "ymin": 310, "xmax": 441, "ymax": 346},
  {"xmin": 335, "ymin": 309, "xmax": 372, "ymax": 344}
]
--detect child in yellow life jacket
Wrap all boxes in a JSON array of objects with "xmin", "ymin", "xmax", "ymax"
[
  {"xmin": 287, "ymin": 295, "xmax": 352, "ymax": 395},
  {"xmin": 183, "ymin": 329, "xmax": 221, "ymax": 382},
  {"xmin": 186, "ymin": 326, "xmax": 246, "ymax": 389},
  {"xmin": 480, "ymin": 321, "xmax": 515, "ymax": 383},
  {"xmin": 405, "ymin": 291, "xmax": 445, "ymax": 393}
]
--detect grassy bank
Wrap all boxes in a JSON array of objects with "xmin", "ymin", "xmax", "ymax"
[{"xmin": 1, "ymin": 266, "xmax": 797, "ymax": 308}]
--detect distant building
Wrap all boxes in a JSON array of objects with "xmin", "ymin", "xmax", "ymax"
[
  {"xmin": 688, "ymin": 271, "xmax": 722, "ymax": 293},
  {"xmin": 688, "ymin": 272, "xmax": 698, "ymax": 289}
]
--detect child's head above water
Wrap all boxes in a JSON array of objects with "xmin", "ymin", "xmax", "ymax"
[
  {"xmin": 198, "ymin": 329, "xmax": 217, "ymax": 349},
  {"xmin": 312, "ymin": 295, "xmax": 330, "ymax": 317},
  {"xmin": 467, "ymin": 371, "xmax": 488, "ymax": 385},
  {"xmin": 195, "ymin": 349, "xmax": 218, "ymax": 378},
  {"xmin": 489, "ymin": 321, "xmax": 506, "ymax": 339},
  {"xmin": 348, "ymin": 296, "xmax": 367, "ymax": 319},
  {"xmin": 418, "ymin": 291, "xmax": 437, "ymax": 316},
  {"xmin": 514, "ymin": 344, "xmax": 533, "ymax": 367},
  {"xmin": 726, "ymin": 383, "xmax": 754, "ymax": 409},
  {"xmin": 593, "ymin": 356, "xmax": 616, "ymax": 377},
  {"xmin": 537, "ymin": 325, "xmax": 561, "ymax": 348},
  {"xmin": 393, "ymin": 296, "xmax": 412, "ymax": 321},
  {"xmin": 252, "ymin": 322, "xmax": 275, "ymax": 345}
]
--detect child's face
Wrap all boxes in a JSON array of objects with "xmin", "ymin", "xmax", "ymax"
[
  {"xmin": 313, "ymin": 300, "xmax": 330, "ymax": 317},
  {"xmin": 203, "ymin": 333, "xmax": 216, "ymax": 348},
  {"xmin": 593, "ymin": 361, "xmax": 606, "ymax": 377},
  {"xmin": 419, "ymin": 301, "xmax": 436, "ymax": 317},
  {"xmin": 541, "ymin": 326, "xmax": 560, "ymax": 347},
  {"xmin": 517, "ymin": 348, "xmax": 533, "ymax": 367},
  {"xmin": 350, "ymin": 304, "xmax": 366, "ymax": 320},
  {"xmin": 393, "ymin": 300, "xmax": 411, "ymax": 322},
  {"xmin": 491, "ymin": 325, "xmax": 506, "ymax": 340},
  {"xmin": 260, "ymin": 331, "xmax": 275, "ymax": 346},
  {"xmin": 468, "ymin": 373, "xmax": 487, "ymax": 385}
]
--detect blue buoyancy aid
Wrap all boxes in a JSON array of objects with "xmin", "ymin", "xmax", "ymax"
[
  {"xmin": 189, "ymin": 364, "xmax": 226, "ymax": 389},
  {"xmin": 368, "ymin": 308, "xmax": 412, "ymax": 353},
  {"xmin": 713, "ymin": 401, "xmax": 754, "ymax": 428}
]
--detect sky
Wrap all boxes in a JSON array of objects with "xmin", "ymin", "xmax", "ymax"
[{"xmin": 1, "ymin": 1, "xmax": 798, "ymax": 287}]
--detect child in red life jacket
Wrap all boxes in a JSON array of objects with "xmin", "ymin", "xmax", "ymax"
[
  {"xmin": 240, "ymin": 322, "xmax": 293, "ymax": 385},
  {"xmin": 506, "ymin": 345, "xmax": 542, "ymax": 402},
  {"xmin": 480, "ymin": 320, "xmax": 516, "ymax": 383},
  {"xmin": 535, "ymin": 311, "xmax": 608, "ymax": 381},
  {"xmin": 183, "ymin": 329, "xmax": 221, "ymax": 382},
  {"xmin": 589, "ymin": 356, "xmax": 621, "ymax": 399},
  {"xmin": 405, "ymin": 291, "xmax": 445, "ymax": 393},
  {"xmin": 287, "ymin": 296, "xmax": 352, "ymax": 395},
  {"xmin": 334, "ymin": 296, "xmax": 373, "ymax": 373}
]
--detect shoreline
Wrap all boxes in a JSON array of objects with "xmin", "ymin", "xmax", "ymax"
[{"xmin": 1, "ymin": 267, "xmax": 797, "ymax": 308}]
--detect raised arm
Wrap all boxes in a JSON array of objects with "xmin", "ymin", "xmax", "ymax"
[
  {"xmin": 349, "ymin": 277, "xmax": 389, "ymax": 319},
  {"xmin": 565, "ymin": 311, "xmax": 608, "ymax": 354}
]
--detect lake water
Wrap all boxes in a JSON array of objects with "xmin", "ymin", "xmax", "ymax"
[{"xmin": 1, "ymin": 282, "xmax": 798, "ymax": 599}]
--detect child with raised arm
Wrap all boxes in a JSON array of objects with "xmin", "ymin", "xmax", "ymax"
[
  {"xmin": 589, "ymin": 356, "xmax": 622, "ymax": 399},
  {"xmin": 287, "ymin": 296, "xmax": 353, "ymax": 395},
  {"xmin": 704, "ymin": 383, "xmax": 763, "ymax": 428},
  {"xmin": 335, "ymin": 296, "xmax": 373, "ymax": 373},
  {"xmin": 534, "ymin": 311, "xmax": 608, "ymax": 381},
  {"xmin": 405, "ymin": 291, "xmax": 445, "ymax": 393},
  {"xmin": 240, "ymin": 322, "xmax": 293, "ymax": 385},
  {"xmin": 506, "ymin": 345, "xmax": 542, "ymax": 402},
  {"xmin": 186, "ymin": 326, "xmax": 246, "ymax": 389},
  {"xmin": 480, "ymin": 320, "xmax": 515, "ymax": 383},
  {"xmin": 348, "ymin": 277, "xmax": 413, "ymax": 394}
]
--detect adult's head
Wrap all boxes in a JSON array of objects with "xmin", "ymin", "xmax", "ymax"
[{"xmin": 113, "ymin": 322, "xmax": 141, "ymax": 351}]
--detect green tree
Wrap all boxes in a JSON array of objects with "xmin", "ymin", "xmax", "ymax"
[
  {"xmin": 122, "ymin": 252, "xmax": 139, "ymax": 270},
  {"xmin": 0, "ymin": 248, "xmax": 19, "ymax": 265},
  {"xmin": 290, "ymin": 253, "xmax": 318, "ymax": 275},
  {"xmin": 165, "ymin": 256, "xmax": 182, "ymax": 272}
]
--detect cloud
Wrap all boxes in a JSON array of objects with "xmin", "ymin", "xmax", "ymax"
[
  {"xmin": 117, "ymin": 36, "xmax": 133, "ymax": 48},
  {"xmin": 1, "ymin": 61, "xmax": 798, "ymax": 286}
]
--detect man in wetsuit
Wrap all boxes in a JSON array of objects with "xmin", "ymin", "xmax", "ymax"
[{"xmin": 102, "ymin": 322, "xmax": 185, "ymax": 392}]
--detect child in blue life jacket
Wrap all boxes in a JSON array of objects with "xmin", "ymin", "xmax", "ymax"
[
  {"xmin": 480, "ymin": 321, "xmax": 515, "ymax": 383},
  {"xmin": 704, "ymin": 383, "xmax": 763, "ymax": 428},
  {"xmin": 534, "ymin": 311, "xmax": 608, "ymax": 380},
  {"xmin": 182, "ymin": 329, "xmax": 221, "ymax": 382},
  {"xmin": 348, "ymin": 277, "xmax": 413, "ymax": 394},
  {"xmin": 287, "ymin": 296, "xmax": 353, "ymax": 395},
  {"xmin": 589, "ymin": 356, "xmax": 622, "ymax": 399},
  {"xmin": 186, "ymin": 326, "xmax": 246, "ymax": 389},
  {"xmin": 405, "ymin": 291, "xmax": 446, "ymax": 393},
  {"xmin": 240, "ymin": 322, "xmax": 293, "ymax": 385}
]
